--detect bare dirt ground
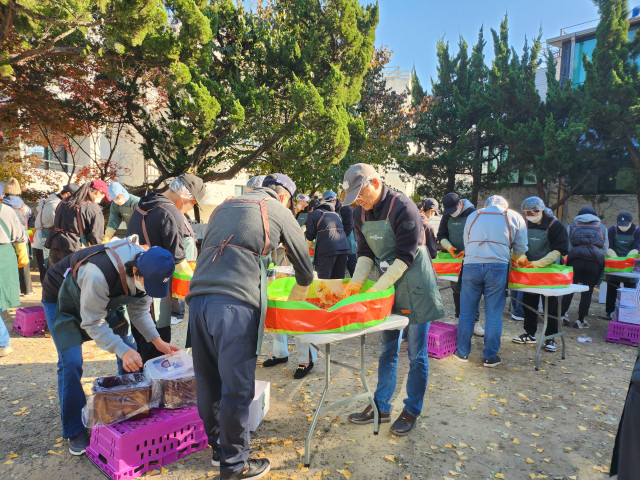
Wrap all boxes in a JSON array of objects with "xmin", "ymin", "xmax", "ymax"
[{"xmin": 1, "ymin": 272, "xmax": 635, "ymax": 480}]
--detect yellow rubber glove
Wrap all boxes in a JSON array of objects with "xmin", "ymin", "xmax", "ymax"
[
  {"xmin": 288, "ymin": 283, "xmax": 310, "ymax": 301},
  {"xmin": 14, "ymin": 242, "xmax": 29, "ymax": 268},
  {"xmin": 344, "ymin": 257, "xmax": 374, "ymax": 297},
  {"xmin": 369, "ymin": 259, "xmax": 408, "ymax": 293},
  {"xmin": 103, "ymin": 227, "xmax": 116, "ymax": 243},
  {"xmin": 306, "ymin": 239, "xmax": 315, "ymax": 249},
  {"xmin": 175, "ymin": 259, "xmax": 193, "ymax": 276},
  {"xmin": 628, "ymin": 249, "xmax": 639, "ymax": 256},
  {"xmin": 528, "ymin": 250, "xmax": 561, "ymax": 268},
  {"xmin": 511, "ymin": 253, "xmax": 528, "ymax": 267},
  {"xmin": 606, "ymin": 248, "xmax": 617, "ymax": 258}
]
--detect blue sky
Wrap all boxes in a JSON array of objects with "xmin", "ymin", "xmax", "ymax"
[{"xmin": 374, "ymin": 0, "xmax": 608, "ymax": 88}]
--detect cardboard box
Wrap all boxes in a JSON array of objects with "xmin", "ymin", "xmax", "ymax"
[
  {"xmin": 614, "ymin": 305, "xmax": 640, "ymax": 325},
  {"xmin": 249, "ymin": 380, "xmax": 270, "ymax": 432},
  {"xmin": 598, "ymin": 282, "xmax": 607, "ymax": 304},
  {"xmin": 617, "ymin": 287, "xmax": 637, "ymax": 308}
]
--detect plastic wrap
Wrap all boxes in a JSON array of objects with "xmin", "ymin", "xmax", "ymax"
[
  {"xmin": 82, "ymin": 373, "xmax": 155, "ymax": 427},
  {"xmin": 144, "ymin": 351, "xmax": 197, "ymax": 410}
]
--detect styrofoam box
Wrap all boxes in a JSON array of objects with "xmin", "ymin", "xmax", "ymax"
[
  {"xmin": 598, "ymin": 282, "xmax": 607, "ymax": 304},
  {"xmin": 614, "ymin": 305, "xmax": 640, "ymax": 325},
  {"xmin": 617, "ymin": 287, "xmax": 637, "ymax": 308},
  {"xmin": 249, "ymin": 380, "xmax": 270, "ymax": 432}
]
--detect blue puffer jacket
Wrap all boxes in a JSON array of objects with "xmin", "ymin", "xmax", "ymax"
[
  {"xmin": 2, "ymin": 194, "xmax": 32, "ymax": 239},
  {"xmin": 305, "ymin": 202, "xmax": 350, "ymax": 257}
]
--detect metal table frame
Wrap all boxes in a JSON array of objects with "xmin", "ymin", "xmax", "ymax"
[{"xmin": 296, "ymin": 314, "xmax": 409, "ymax": 467}]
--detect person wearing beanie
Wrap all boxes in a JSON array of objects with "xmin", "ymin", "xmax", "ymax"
[
  {"xmin": 0, "ymin": 183, "xmax": 29, "ymax": 357},
  {"xmin": 103, "ymin": 182, "xmax": 140, "ymax": 243},
  {"xmin": 33, "ymin": 183, "xmax": 79, "ymax": 282},
  {"xmin": 2, "ymin": 178, "xmax": 34, "ymax": 296},
  {"xmin": 45, "ymin": 180, "xmax": 110, "ymax": 267},
  {"xmin": 561, "ymin": 206, "xmax": 609, "ymax": 328}
]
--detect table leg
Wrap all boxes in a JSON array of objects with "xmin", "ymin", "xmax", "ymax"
[
  {"xmin": 304, "ymin": 343, "xmax": 331, "ymax": 467},
  {"xmin": 359, "ymin": 334, "xmax": 378, "ymax": 435},
  {"xmin": 559, "ymin": 296, "xmax": 566, "ymax": 360},
  {"xmin": 535, "ymin": 296, "xmax": 548, "ymax": 371}
]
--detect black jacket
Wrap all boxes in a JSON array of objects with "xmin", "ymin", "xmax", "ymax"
[
  {"xmin": 45, "ymin": 199, "xmax": 104, "ymax": 251},
  {"xmin": 335, "ymin": 200, "xmax": 354, "ymax": 237},
  {"xmin": 436, "ymin": 201, "xmax": 477, "ymax": 242},
  {"xmin": 305, "ymin": 202, "xmax": 350, "ymax": 256},
  {"xmin": 421, "ymin": 215, "xmax": 438, "ymax": 259}
]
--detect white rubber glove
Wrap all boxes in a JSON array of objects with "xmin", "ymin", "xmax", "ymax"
[
  {"xmin": 288, "ymin": 283, "xmax": 310, "ymax": 301},
  {"xmin": 440, "ymin": 238, "xmax": 454, "ymax": 252},
  {"xmin": 528, "ymin": 250, "xmax": 561, "ymax": 268},
  {"xmin": 628, "ymin": 249, "xmax": 639, "ymax": 256},
  {"xmin": 344, "ymin": 257, "xmax": 374, "ymax": 297},
  {"xmin": 606, "ymin": 248, "xmax": 617, "ymax": 258},
  {"xmin": 369, "ymin": 259, "xmax": 408, "ymax": 293}
]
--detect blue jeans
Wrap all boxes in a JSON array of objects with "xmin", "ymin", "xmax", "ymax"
[
  {"xmin": 374, "ymin": 322, "xmax": 430, "ymax": 417},
  {"xmin": 457, "ymin": 263, "xmax": 508, "ymax": 360},
  {"xmin": 510, "ymin": 290, "xmax": 524, "ymax": 317},
  {"xmin": 0, "ymin": 308, "xmax": 10, "ymax": 348},
  {"xmin": 43, "ymin": 300, "xmax": 137, "ymax": 438}
]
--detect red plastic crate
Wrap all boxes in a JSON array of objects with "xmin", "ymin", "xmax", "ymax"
[
  {"xmin": 86, "ymin": 407, "xmax": 207, "ymax": 480},
  {"xmin": 606, "ymin": 320, "xmax": 640, "ymax": 347},
  {"xmin": 427, "ymin": 322, "xmax": 458, "ymax": 359},
  {"xmin": 13, "ymin": 306, "xmax": 46, "ymax": 337}
]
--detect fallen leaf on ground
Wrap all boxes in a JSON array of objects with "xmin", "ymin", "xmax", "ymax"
[
  {"xmin": 383, "ymin": 455, "xmax": 395, "ymax": 463},
  {"xmin": 495, "ymin": 473, "xmax": 505, "ymax": 479},
  {"xmin": 578, "ymin": 426, "xmax": 588, "ymax": 431},
  {"xmin": 336, "ymin": 469, "xmax": 351, "ymax": 478},
  {"xmin": 525, "ymin": 458, "xmax": 534, "ymax": 464}
]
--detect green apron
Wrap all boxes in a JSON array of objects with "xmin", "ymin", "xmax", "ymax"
[
  {"xmin": 297, "ymin": 212, "xmax": 309, "ymax": 228},
  {"xmin": 0, "ymin": 216, "xmax": 20, "ymax": 310},
  {"xmin": 361, "ymin": 197, "xmax": 445, "ymax": 324},
  {"xmin": 527, "ymin": 228, "xmax": 552, "ymax": 261},
  {"xmin": 613, "ymin": 227, "xmax": 637, "ymax": 257},
  {"xmin": 447, "ymin": 216, "xmax": 468, "ymax": 252}
]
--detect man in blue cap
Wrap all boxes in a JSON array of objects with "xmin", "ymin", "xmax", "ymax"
[
  {"xmin": 187, "ymin": 173, "xmax": 313, "ymax": 480},
  {"xmin": 104, "ymin": 182, "xmax": 140, "ymax": 243}
]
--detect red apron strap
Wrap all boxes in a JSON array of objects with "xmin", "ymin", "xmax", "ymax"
[{"xmin": 135, "ymin": 205, "xmax": 152, "ymax": 246}]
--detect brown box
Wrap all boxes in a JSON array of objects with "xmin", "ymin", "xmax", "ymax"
[
  {"xmin": 91, "ymin": 373, "xmax": 152, "ymax": 425},
  {"xmin": 162, "ymin": 376, "xmax": 197, "ymax": 409}
]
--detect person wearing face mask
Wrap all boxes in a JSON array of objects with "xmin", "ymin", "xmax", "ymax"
[
  {"xmin": 437, "ymin": 192, "xmax": 484, "ymax": 336},
  {"xmin": 103, "ymin": 182, "xmax": 140, "ymax": 243},
  {"xmin": 417, "ymin": 198, "xmax": 439, "ymax": 259},
  {"xmin": 511, "ymin": 197, "xmax": 568, "ymax": 352},
  {"xmin": 127, "ymin": 174, "xmax": 205, "ymax": 360},
  {"xmin": 45, "ymin": 180, "xmax": 110, "ymax": 268},
  {"xmin": 342, "ymin": 163, "xmax": 445, "ymax": 437},
  {"xmin": 41, "ymin": 239, "xmax": 179, "ymax": 456},
  {"xmin": 186, "ymin": 173, "xmax": 313, "ymax": 479},
  {"xmin": 603, "ymin": 212, "xmax": 640, "ymax": 320}
]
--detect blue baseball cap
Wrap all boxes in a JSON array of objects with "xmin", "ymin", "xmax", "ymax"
[
  {"xmin": 136, "ymin": 247, "xmax": 175, "ymax": 298},
  {"xmin": 617, "ymin": 211, "xmax": 633, "ymax": 226},
  {"xmin": 322, "ymin": 190, "xmax": 337, "ymax": 202}
]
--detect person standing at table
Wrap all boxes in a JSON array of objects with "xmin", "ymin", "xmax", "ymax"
[
  {"xmin": 0, "ymin": 184, "xmax": 29, "ymax": 358},
  {"xmin": 324, "ymin": 190, "xmax": 357, "ymax": 275},
  {"xmin": 127, "ymin": 174, "xmax": 204, "ymax": 360},
  {"xmin": 512, "ymin": 197, "xmax": 568, "ymax": 352},
  {"xmin": 418, "ymin": 198, "xmax": 439, "ymax": 259},
  {"xmin": 103, "ymin": 182, "xmax": 140, "ymax": 243},
  {"xmin": 343, "ymin": 163, "xmax": 445, "ymax": 436},
  {"xmin": 32, "ymin": 184, "xmax": 78, "ymax": 282},
  {"xmin": 453, "ymin": 195, "xmax": 528, "ymax": 367},
  {"xmin": 603, "ymin": 211, "xmax": 640, "ymax": 320},
  {"xmin": 437, "ymin": 192, "xmax": 484, "ymax": 336},
  {"xmin": 186, "ymin": 173, "xmax": 313, "ymax": 479},
  {"xmin": 561, "ymin": 206, "xmax": 608, "ymax": 329}
]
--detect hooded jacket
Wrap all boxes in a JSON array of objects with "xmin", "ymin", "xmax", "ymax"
[
  {"xmin": 437, "ymin": 199, "xmax": 476, "ymax": 245},
  {"xmin": 567, "ymin": 213, "xmax": 608, "ymax": 265},
  {"xmin": 305, "ymin": 202, "xmax": 351, "ymax": 257},
  {"xmin": 2, "ymin": 194, "xmax": 32, "ymax": 234},
  {"xmin": 45, "ymin": 198, "xmax": 104, "ymax": 250}
]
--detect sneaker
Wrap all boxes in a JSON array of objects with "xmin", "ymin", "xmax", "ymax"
[
  {"xmin": 68, "ymin": 431, "xmax": 90, "ymax": 455},
  {"xmin": 0, "ymin": 346, "xmax": 13, "ymax": 357},
  {"xmin": 483, "ymin": 356, "xmax": 502, "ymax": 368},
  {"xmin": 23, "ymin": 291, "xmax": 36, "ymax": 297},
  {"xmin": 574, "ymin": 320, "xmax": 590, "ymax": 329},
  {"xmin": 599, "ymin": 313, "xmax": 612, "ymax": 320},
  {"xmin": 561, "ymin": 312, "xmax": 570, "ymax": 326},
  {"xmin": 512, "ymin": 333, "xmax": 536, "ymax": 344},
  {"xmin": 170, "ymin": 316, "xmax": 183, "ymax": 325},
  {"xmin": 452, "ymin": 349, "xmax": 469, "ymax": 362},
  {"xmin": 225, "ymin": 459, "xmax": 271, "ymax": 480},
  {"xmin": 544, "ymin": 339, "xmax": 557, "ymax": 352},
  {"xmin": 212, "ymin": 449, "xmax": 220, "ymax": 467},
  {"xmin": 473, "ymin": 322, "xmax": 485, "ymax": 337},
  {"xmin": 511, "ymin": 313, "xmax": 524, "ymax": 321}
]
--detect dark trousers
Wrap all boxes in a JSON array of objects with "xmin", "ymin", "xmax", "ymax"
[
  {"xmin": 18, "ymin": 265, "xmax": 32, "ymax": 295},
  {"xmin": 34, "ymin": 248, "xmax": 47, "ymax": 283},
  {"xmin": 606, "ymin": 275, "xmax": 635, "ymax": 315},
  {"xmin": 561, "ymin": 258, "xmax": 602, "ymax": 321},
  {"xmin": 189, "ymin": 294, "xmax": 259, "ymax": 479},
  {"xmin": 611, "ymin": 370, "xmax": 640, "ymax": 478},
  {"xmin": 314, "ymin": 253, "xmax": 348, "ymax": 279},
  {"xmin": 346, "ymin": 253, "xmax": 357, "ymax": 277},
  {"xmin": 131, "ymin": 323, "xmax": 171, "ymax": 364},
  {"xmin": 523, "ymin": 293, "xmax": 558, "ymax": 337}
]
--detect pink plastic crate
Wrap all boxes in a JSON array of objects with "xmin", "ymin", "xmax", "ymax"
[
  {"xmin": 87, "ymin": 407, "xmax": 207, "ymax": 480},
  {"xmin": 13, "ymin": 306, "xmax": 46, "ymax": 337},
  {"xmin": 606, "ymin": 320, "xmax": 640, "ymax": 347},
  {"xmin": 427, "ymin": 321, "xmax": 458, "ymax": 359}
]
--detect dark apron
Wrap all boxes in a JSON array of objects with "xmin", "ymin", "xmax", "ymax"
[
  {"xmin": 361, "ymin": 196, "xmax": 445, "ymax": 324},
  {"xmin": 613, "ymin": 228, "xmax": 637, "ymax": 257},
  {"xmin": 527, "ymin": 227, "xmax": 552, "ymax": 261},
  {"xmin": 0, "ymin": 216, "xmax": 20, "ymax": 310},
  {"xmin": 297, "ymin": 212, "xmax": 308, "ymax": 228},
  {"xmin": 447, "ymin": 216, "xmax": 467, "ymax": 252}
]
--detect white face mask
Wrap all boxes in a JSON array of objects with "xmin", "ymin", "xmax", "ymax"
[
  {"xmin": 114, "ymin": 195, "xmax": 126, "ymax": 206},
  {"xmin": 94, "ymin": 195, "xmax": 104, "ymax": 204},
  {"xmin": 135, "ymin": 277, "xmax": 145, "ymax": 293},
  {"xmin": 619, "ymin": 224, "xmax": 632, "ymax": 232},
  {"xmin": 450, "ymin": 205, "xmax": 462, "ymax": 218},
  {"xmin": 526, "ymin": 214, "xmax": 542, "ymax": 224}
]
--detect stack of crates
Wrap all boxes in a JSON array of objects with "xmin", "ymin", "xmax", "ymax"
[
  {"xmin": 13, "ymin": 306, "xmax": 46, "ymax": 337},
  {"xmin": 607, "ymin": 287, "xmax": 640, "ymax": 347}
]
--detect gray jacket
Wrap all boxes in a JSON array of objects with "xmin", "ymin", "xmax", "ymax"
[
  {"xmin": 187, "ymin": 188, "xmax": 314, "ymax": 309},
  {"xmin": 0, "ymin": 203, "xmax": 26, "ymax": 245},
  {"xmin": 567, "ymin": 213, "xmax": 609, "ymax": 252},
  {"xmin": 463, "ymin": 206, "xmax": 528, "ymax": 265}
]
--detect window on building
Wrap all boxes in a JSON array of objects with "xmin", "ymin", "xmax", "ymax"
[
  {"xmin": 30, "ymin": 145, "xmax": 71, "ymax": 173},
  {"xmin": 235, "ymin": 185, "xmax": 245, "ymax": 197}
]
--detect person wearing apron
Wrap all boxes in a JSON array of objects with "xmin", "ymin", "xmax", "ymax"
[
  {"xmin": 186, "ymin": 173, "xmax": 313, "ymax": 479},
  {"xmin": 604, "ymin": 211, "xmax": 640, "ymax": 319},
  {"xmin": 342, "ymin": 163, "xmax": 445, "ymax": 437},
  {"xmin": 127, "ymin": 174, "xmax": 206, "ymax": 361},
  {"xmin": 512, "ymin": 197, "xmax": 568, "ymax": 352},
  {"xmin": 41, "ymin": 239, "xmax": 178, "ymax": 455},
  {"xmin": 437, "ymin": 192, "xmax": 485, "ymax": 336},
  {"xmin": 0, "ymin": 196, "xmax": 29, "ymax": 358},
  {"xmin": 103, "ymin": 182, "xmax": 140, "ymax": 242},
  {"xmin": 453, "ymin": 195, "xmax": 528, "ymax": 368}
]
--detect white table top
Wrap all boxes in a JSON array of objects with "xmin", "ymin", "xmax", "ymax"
[
  {"xmin": 510, "ymin": 284, "xmax": 589, "ymax": 296},
  {"xmin": 604, "ymin": 271, "xmax": 640, "ymax": 280},
  {"xmin": 438, "ymin": 275, "xmax": 459, "ymax": 283},
  {"xmin": 296, "ymin": 314, "xmax": 409, "ymax": 345}
]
